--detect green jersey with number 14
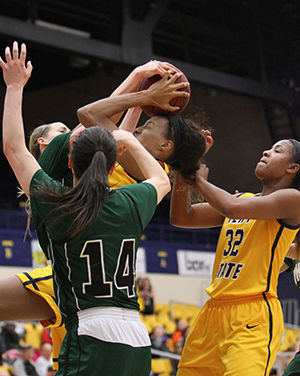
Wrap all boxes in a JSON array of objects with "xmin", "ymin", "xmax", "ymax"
[{"xmin": 30, "ymin": 169, "xmax": 157, "ymax": 318}]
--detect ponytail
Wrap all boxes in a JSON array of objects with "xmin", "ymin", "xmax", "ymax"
[
  {"xmin": 166, "ymin": 116, "xmax": 207, "ymax": 181},
  {"xmin": 32, "ymin": 127, "xmax": 117, "ymax": 238}
]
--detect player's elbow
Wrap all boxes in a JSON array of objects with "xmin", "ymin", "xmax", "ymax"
[
  {"xmin": 220, "ymin": 202, "xmax": 240, "ymax": 218},
  {"xmin": 170, "ymin": 211, "xmax": 190, "ymax": 228},
  {"xmin": 77, "ymin": 106, "xmax": 95, "ymax": 128},
  {"xmin": 170, "ymin": 215, "xmax": 182, "ymax": 227}
]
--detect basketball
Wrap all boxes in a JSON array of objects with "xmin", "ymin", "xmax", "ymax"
[{"xmin": 138, "ymin": 68, "xmax": 191, "ymax": 117}]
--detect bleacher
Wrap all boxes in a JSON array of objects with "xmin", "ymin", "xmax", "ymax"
[{"xmin": 0, "ymin": 207, "xmax": 220, "ymax": 250}]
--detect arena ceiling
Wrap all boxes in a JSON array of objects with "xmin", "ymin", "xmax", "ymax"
[{"xmin": 0, "ymin": 0, "xmax": 299, "ymax": 106}]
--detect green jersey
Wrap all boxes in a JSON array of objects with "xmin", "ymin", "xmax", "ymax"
[
  {"xmin": 34, "ymin": 132, "xmax": 72, "ymax": 254},
  {"xmin": 38, "ymin": 132, "xmax": 72, "ymax": 186},
  {"xmin": 30, "ymin": 169, "xmax": 157, "ymax": 318},
  {"xmin": 284, "ymin": 257, "xmax": 300, "ymax": 289}
]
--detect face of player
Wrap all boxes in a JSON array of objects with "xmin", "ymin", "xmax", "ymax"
[
  {"xmin": 255, "ymin": 139, "xmax": 296, "ymax": 182},
  {"xmin": 133, "ymin": 116, "xmax": 174, "ymax": 160},
  {"xmin": 44, "ymin": 122, "xmax": 70, "ymax": 143}
]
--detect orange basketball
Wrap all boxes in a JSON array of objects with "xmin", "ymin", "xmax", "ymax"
[{"xmin": 138, "ymin": 67, "xmax": 191, "ymax": 117}]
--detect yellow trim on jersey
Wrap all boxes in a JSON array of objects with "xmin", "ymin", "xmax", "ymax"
[
  {"xmin": 16, "ymin": 266, "xmax": 66, "ymax": 371},
  {"xmin": 50, "ymin": 325, "xmax": 67, "ymax": 371},
  {"xmin": 16, "ymin": 265, "xmax": 62, "ymax": 328}
]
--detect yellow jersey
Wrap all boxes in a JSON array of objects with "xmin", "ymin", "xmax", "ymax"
[
  {"xmin": 206, "ymin": 192, "xmax": 300, "ymax": 299},
  {"xmin": 109, "ymin": 161, "xmax": 169, "ymax": 189}
]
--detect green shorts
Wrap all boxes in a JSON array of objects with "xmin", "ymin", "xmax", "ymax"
[
  {"xmin": 57, "ymin": 307, "xmax": 151, "ymax": 376},
  {"xmin": 282, "ymin": 351, "xmax": 300, "ymax": 376}
]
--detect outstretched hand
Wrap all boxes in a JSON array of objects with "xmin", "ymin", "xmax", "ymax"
[{"xmin": 0, "ymin": 41, "xmax": 32, "ymax": 87}]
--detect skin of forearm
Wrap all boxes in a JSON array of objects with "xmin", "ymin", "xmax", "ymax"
[
  {"xmin": 97, "ymin": 70, "xmax": 141, "ymax": 125},
  {"xmin": 2, "ymin": 85, "xmax": 26, "ymax": 155},
  {"xmin": 77, "ymin": 91, "xmax": 151, "ymax": 128},
  {"xmin": 110, "ymin": 70, "xmax": 141, "ymax": 97},
  {"xmin": 119, "ymin": 107, "xmax": 142, "ymax": 132},
  {"xmin": 195, "ymin": 177, "xmax": 236, "ymax": 217}
]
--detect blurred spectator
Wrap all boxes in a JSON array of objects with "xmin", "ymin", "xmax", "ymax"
[
  {"xmin": 151, "ymin": 326, "xmax": 170, "ymax": 355},
  {"xmin": 46, "ymin": 366, "xmax": 56, "ymax": 376},
  {"xmin": 13, "ymin": 343, "xmax": 38, "ymax": 376},
  {"xmin": 139, "ymin": 278, "xmax": 155, "ymax": 315},
  {"xmin": 172, "ymin": 319, "xmax": 188, "ymax": 348},
  {"xmin": 1, "ymin": 322, "xmax": 20, "ymax": 352},
  {"xmin": 35, "ymin": 343, "xmax": 52, "ymax": 376},
  {"xmin": 41, "ymin": 329, "xmax": 52, "ymax": 345},
  {"xmin": 23, "ymin": 323, "xmax": 43, "ymax": 351},
  {"xmin": 171, "ymin": 338, "xmax": 184, "ymax": 375}
]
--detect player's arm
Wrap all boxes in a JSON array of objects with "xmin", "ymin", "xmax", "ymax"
[
  {"xmin": 77, "ymin": 72, "xmax": 189, "ymax": 181},
  {"xmin": 113, "ymin": 130, "xmax": 170, "ymax": 203},
  {"xmin": 77, "ymin": 71, "xmax": 188, "ymax": 128},
  {"xmin": 78, "ymin": 60, "xmax": 177, "ymax": 126},
  {"xmin": 119, "ymin": 107, "xmax": 143, "ymax": 132},
  {"xmin": 170, "ymin": 171, "xmax": 225, "ymax": 228},
  {"xmin": 1, "ymin": 42, "xmax": 40, "ymax": 196},
  {"xmin": 194, "ymin": 164, "xmax": 300, "ymax": 225}
]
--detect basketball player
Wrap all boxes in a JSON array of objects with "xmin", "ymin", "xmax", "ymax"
[
  {"xmin": 0, "ymin": 48, "xmax": 209, "ymax": 369},
  {"xmin": 170, "ymin": 140, "xmax": 300, "ymax": 375},
  {"xmin": 0, "ymin": 41, "xmax": 187, "ymax": 375}
]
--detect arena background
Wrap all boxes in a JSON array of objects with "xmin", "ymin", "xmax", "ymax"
[{"xmin": 0, "ymin": 1, "xmax": 299, "ymax": 373}]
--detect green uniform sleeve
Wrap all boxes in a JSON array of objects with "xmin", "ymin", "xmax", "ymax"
[
  {"xmin": 38, "ymin": 132, "xmax": 72, "ymax": 185},
  {"xmin": 119, "ymin": 182, "xmax": 157, "ymax": 229},
  {"xmin": 284, "ymin": 257, "xmax": 297, "ymax": 272},
  {"xmin": 30, "ymin": 169, "xmax": 66, "ymax": 217},
  {"xmin": 30, "ymin": 169, "xmax": 67, "ymax": 253}
]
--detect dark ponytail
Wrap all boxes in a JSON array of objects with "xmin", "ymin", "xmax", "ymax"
[
  {"xmin": 32, "ymin": 127, "xmax": 117, "ymax": 238},
  {"xmin": 165, "ymin": 116, "xmax": 207, "ymax": 181}
]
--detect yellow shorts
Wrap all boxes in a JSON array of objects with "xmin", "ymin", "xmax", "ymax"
[
  {"xmin": 178, "ymin": 294, "xmax": 283, "ymax": 376},
  {"xmin": 16, "ymin": 266, "xmax": 66, "ymax": 370}
]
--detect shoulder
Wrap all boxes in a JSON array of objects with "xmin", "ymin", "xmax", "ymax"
[
  {"xmin": 30, "ymin": 169, "xmax": 64, "ymax": 192},
  {"xmin": 117, "ymin": 182, "xmax": 157, "ymax": 198}
]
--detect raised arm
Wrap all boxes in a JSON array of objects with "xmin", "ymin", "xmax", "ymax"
[
  {"xmin": 77, "ymin": 60, "xmax": 177, "ymax": 128},
  {"xmin": 170, "ymin": 171, "xmax": 225, "ymax": 228},
  {"xmin": 77, "ymin": 70, "xmax": 188, "ymax": 128},
  {"xmin": 80, "ymin": 60, "xmax": 177, "ymax": 126},
  {"xmin": 194, "ymin": 164, "xmax": 300, "ymax": 225},
  {"xmin": 119, "ymin": 107, "xmax": 143, "ymax": 132},
  {"xmin": 113, "ymin": 130, "xmax": 170, "ymax": 203},
  {"xmin": 1, "ymin": 42, "xmax": 40, "ymax": 196}
]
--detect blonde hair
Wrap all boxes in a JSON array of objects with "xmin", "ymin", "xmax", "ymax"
[{"xmin": 29, "ymin": 124, "xmax": 52, "ymax": 160}]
